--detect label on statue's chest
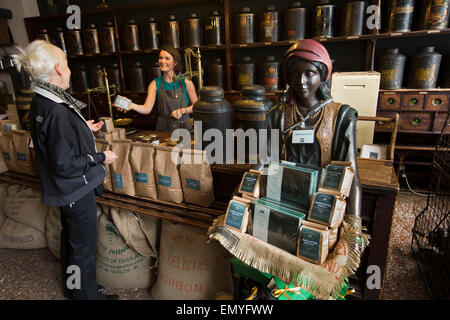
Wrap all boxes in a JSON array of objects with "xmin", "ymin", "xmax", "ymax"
[{"xmin": 292, "ymin": 129, "xmax": 315, "ymax": 144}]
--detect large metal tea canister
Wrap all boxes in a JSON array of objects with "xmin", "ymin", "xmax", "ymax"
[
  {"xmin": 37, "ymin": 29, "xmax": 51, "ymax": 42},
  {"xmin": 408, "ymin": 46, "xmax": 442, "ymax": 89},
  {"xmin": 235, "ymin": 7, "xmax": 255, "ymax": 44},
  {"xmin": 127, "ymin": 61, "xmax": 146, "ymax": 92},
  {"xmin": 162, "ymin": 15, "xmax": 180, "ymax": 48},
  {"xmin": 340, "ymin": 1, "xmax": 367, "ymax": 36},
  {"xmin": 259, "ymin": 55, "xmax": 280, "ymax": 92},
  {"xmin": 83, "ymin": 24, "xmax": 101, "ymax": 55},
  {"xmin": 89, "ymin": 65, "xmax": 104, "ymax": 88},
  {"xmin": 312, "ymin": 0, "xmax": 336, "ymax": 38},
  {"xmin": 71, "ymin": 66, "xmax": 89, "ymax": 93},
  {"xmin": 441, "ymin": 54, "xmax": 450, "ymax": 88},
  {"xmin": 100, "ymin": 21, "xmax": 117, "ymax": 53},
  {"xmin": 233, "ymin": 85, "xmax": 273, "ymax": 161},
  {"xmin": 146, "ymin": 61, "xmax": 161, "ymax": 83},
  {"xmin": 107, "ymin": 63, "xmax": 121, "ymax": 92},
  {"xmin": 386, "ymin": 0, "xmax": 416, "ymax": 32},
  {"xmin": 378, "ymin": 48, "xmax": 406, "ymax": 90},
  {"xmin": 259, "ymin": 5, "xmax": 280, "ymax": 42},
  {"xmin": 206, "ymin": 57, "xmax": 225, "ymax": 88},
  {"xmin": 53, "ymin": 27, "xmax": 67, "ymax": 54},
  {"xmin": 184, "ymin": 13, "xmax": 203, "ymax": 47},
  {"xmin": 122, "ymin": 19, "xmax": 141, "ymax": 51},
  {"xmin": 205, "ymin": 10, "xmax": 223, "ymax": 45},
  {"xmin": 193, "ymin": 86, "xmax": 233, "ymax": 158},
  {"xmin": 234, "ymin": 56, "xmax": 256, "ymax": 90},
  {"xmin": 142, "ymin": 17, "xmax": 160, "ymax": 50},
  {"xmin": 66, "ymin": 28, "xmax": 84, "ymax": 56},
  {"xmin": 283, "ymin": 2, "xmax": 306, "ymax": 41},
  {"xmin": 419, "ymin": 0, "xmax": 450, "ymax": 30}
]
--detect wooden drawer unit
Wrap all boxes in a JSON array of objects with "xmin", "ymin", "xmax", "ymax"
[
  {"xmin": 399, "ymin": 112, "xmax": 433, "ymax": 131},
  {"xmin": 424, "ymin": 94, "xmax": 449, "ymax": 111},
  {"xmin": 401, "ymin": 93, "xmax": 426, "ymax": 110},
  {"xmin": 375, "ymin": 111, "xmax": 398, "ymax": 131},
  {"xmin": 433, "ymin": 112, "xmax": 449, "ymax": 133},
  {"xmin": 378, "ymin": 92, "xmax": 401, "ymax": 110}
]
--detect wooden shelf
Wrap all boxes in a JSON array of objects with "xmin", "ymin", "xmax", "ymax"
[{"xmin": 380, "ymin": 88, "xmax": 450, "ymax": 93}]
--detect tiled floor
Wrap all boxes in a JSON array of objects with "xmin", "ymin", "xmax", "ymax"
[{"xmin": 0, "ymin": 189, "xmax": 432, "ymax": 300}]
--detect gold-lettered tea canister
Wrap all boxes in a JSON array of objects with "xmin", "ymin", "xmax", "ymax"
[
  {"xmin": 259, "ymin": 5, "xmax": 280, "ymax": 42},
  {"xmin": 100, "ymin": 21, "xmax": 117, "ymax": 53},
  {"xmin": 408, "ymin": 46, "xmax": 442, "ymax": 89},
  {"xmin": 37, "ymin": 29, "xmax": 51, "ymax": 42},
  {"xmin": 283, "ymin": 1, "xmax": 306, "ymax": 41},
  {"xmin": 205, "ymin": 10, "xmax": 223, "ymax": 45},
  {"xmin": 122, "ymin": 19, "xmax": 141, "ymax": 52},
  {"xmin": 183, "ymin": 13, "xmax": 203, "ymax": 47},
  {"xmin": 53, "ymin": 27, "xmax": 67, "ymax": 54},
  {"xmin": 162, "ymin": 15, "xmax": 180, "ymax": 48},
  {"xmin": 83, "ymin": 24, "xmax": 101, "ymax": 55},
  {"xmin": 67, "ymin": 28, "xmax": 84, "ymax": 56},
  {"xmin": 142, "ymin": 17, "xmax": 161, "ymax": 50},
  {"xmin": 235, "ymin": 7, "xmax": 256, "ymax": 44}
]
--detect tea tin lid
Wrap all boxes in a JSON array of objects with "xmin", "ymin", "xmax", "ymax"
[
  {"xmin": 385, "ymin": 48, "xmax": 400, "ymax": 54},
  {"xmin": 39, "ymin": 29, "xmax": 49, "ymax": 33},
  {"xmin": 188, "ymin": 13, "xmax": 199, "ymax": 19},
  {"xmin": 104, "ymin": 21, "xmax": 114, "ymax": 27},
  {"xmin": 86, "ymin": 24, "xmax": 96, "ymax": 29},
  {"xmin": 290, "ymin": 1, "xmax": 303, "ymax": 8},
  {"xmin": 265, "ymin": 5, "xmax": 277, "ymax": 11},
  {"xmin": 240, "ymin": 7, "xmax": 252, "ymax": 13},
  {"xmin": 265, "ymin": 55, "xmax": 276, "ymax": 61},
  {"xmin": 168, "ymin": 15, "xmax": 177, "ymax": 20},
  {"xmin": 241, "ymin": 56, "xmax": 251, "ymax": 62},
  {"xmin": 210, "ymin": 10, "xmax": 220, "ymax": 16},
  {"xmin": 55, "ymin": 27, "xmax": 64, "ymax": 32},
  {"xmin": 199, "ymin": 86, "xmax": 224, "ymax": 98},
  {"xmin": 127, "ymin": 19, "xmax": 137, "ymax": 25},
  {"xmin": 212, "ymin": 57, "xmax": 223, "ymax": 63},
  {"xmin": 418, "ymin": 46, "xmax": 436, "ymax": 53},
  {"xmin": 147, "ymin": 17, "xmax": 156, "ymax": 23},
  {"xmin": 241, "ymin": 85, "xmax": 266, "ymax": 96}
]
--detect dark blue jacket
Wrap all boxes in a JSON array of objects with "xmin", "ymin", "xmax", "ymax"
[{"xmin": 30, "ymin": 92, "xmax": 106, "ymax": 206}]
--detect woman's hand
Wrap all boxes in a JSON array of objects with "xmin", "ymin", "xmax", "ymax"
[
  {"xmin": 169, "ymin": 108, "xmax": 186, "ymax": 119},
  {"xmin": 86, "ymin": 120, "xmax": 104, "ymax": 132}
]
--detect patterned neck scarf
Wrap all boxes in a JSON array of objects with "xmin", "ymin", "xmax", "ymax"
[{"xmin": 33, "ymin": 79, "xmax": 87, "ymax": 112}]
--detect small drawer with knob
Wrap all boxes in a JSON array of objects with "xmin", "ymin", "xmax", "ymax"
[
  {"xmin": 433, "ymin": 112, "xmax": 449, "ymax": 133},
  {"xmin": 401, "ymin": 93, "xmax": 426, "ymax": 110},
  {"xmin": 399, "ymin": 112, "xmax": 433, "ymax": 131},
  {"xmin": 424, "ymin": 94, "xmax": 448, "ymax": 111},
  {"xmin": 375, "ymin": 111, "xmax": 398, "ymax": 131},
  {"xmin": 378, "ymin": 92, "xmax": 401, "ymax": 110}
]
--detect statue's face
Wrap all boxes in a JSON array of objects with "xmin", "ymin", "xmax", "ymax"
[{"xmin": 289, "ymin": 59, "xmax": 321, "ymax": 103}]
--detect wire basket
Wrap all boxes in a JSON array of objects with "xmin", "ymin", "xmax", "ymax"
[{"xmin": 411, "ymin": 108, "xmax": 450, "ymax": 299}]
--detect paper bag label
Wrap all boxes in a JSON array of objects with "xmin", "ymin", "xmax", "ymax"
[
  {"xmin": 323, "ymin": 165, "xmax": 345, "ymax": 190},
  {"xmin": 3, "ymin": 152, "xmax": 11, "ymax": 161},
  {"xmin": 252, "ymin": 204, "xmax": 270, "ymax": 242},
  {"xmin": 186, "ymin": 178, "xmax": 200, "ymax": 190},
  {"xmin": 114, "ymin": 173, "xmax": 124, "ymax": 189},
  {"xmin": 158, "ymin": 174, "xmax": 172, "ymax": 187},
  {"xmin": 17, "ymin": 152, "xmax": 26, "ymax": 162},
  {"xmin": 240, "ymin": 172, "xmax": 259, "ymax": 193},
  {"xmin": 310, "ymin": 193, "xmax": 334, "ymax": 223},
  {"xmin": 135, "ymin": 173, "xmax": 149, "ymax": 184},
  {"xmin": 299, "ymin": 228, "xmax": 321, "ymax": 262},
  {"xmin": 225, "ymin": 201, "xmax": 247, "ymax": 230}
]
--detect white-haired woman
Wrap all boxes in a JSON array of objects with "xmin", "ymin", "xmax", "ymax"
[{"xmin": 12, "ymin": 40, "xmax": 118, "ymax": 300}]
